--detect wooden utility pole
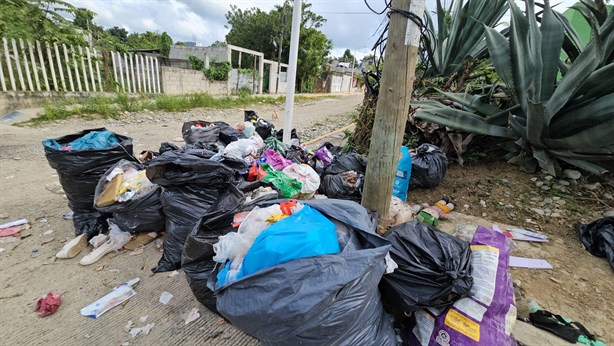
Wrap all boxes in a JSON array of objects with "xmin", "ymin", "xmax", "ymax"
[{"xmin": 361, "ymin": 0, "xmax": 425, "ymax": 220}]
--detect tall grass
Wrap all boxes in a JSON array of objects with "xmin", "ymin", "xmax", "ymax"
[{"xmin": 33, "ymin": 92, "xmax": 330, "ymax": 123}]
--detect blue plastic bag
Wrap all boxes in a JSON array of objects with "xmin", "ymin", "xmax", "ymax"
[
  {"xmin": 218, "ymin": 204, "xmax": 340, "ymax": 285},
  {"xmin": 43, "ymin": 130, "xmax": 120, "ymax": 151},
  {"xmin": 392, "ymin": 146, "xmax": 412, "ymax": 202}
]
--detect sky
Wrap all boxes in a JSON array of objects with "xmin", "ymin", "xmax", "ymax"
[{"xmin": 64, "ymin": 0, "xmax": 581, "ymax": 60}]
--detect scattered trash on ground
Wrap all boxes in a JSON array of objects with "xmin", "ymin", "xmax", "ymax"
[
  {"xmin": 414, "ymin": 198, "xmax": 456, "ymax": 226},
  {"xmin": 408, "ymin": 226, "xmax": 516, "ymax": 345},
  {"xmin": 124, "ymin": 232, "xmax": 158, "ymax": 250},
  {"xmin": 0, "ymin": 219, "xmax": 28, "ymax": 229},
  {"xmin": 503, "ymin": 228, "xmax": 549, "ymax": 242},
  {"xmin": 81, "ymin": 278, "xmax": 139, "ymax": 318},
  {"xmin": 63, "ymin": 211, "xmax": 74, "ymax": 220},
  {"xmin": 36, "ymin": 291, "xmax": 62, "ymax": 317},
  {"xmin": 0, "ymin": 226, "xmax": 23, "ymax": 238},
  {"xmin": 124, "ymin": 320, "xmax": 134, "ymax": 333},
  {"xmin": 79, "ymin": 222, "xmax": 131, "ymax": 266},
  {"xmin": 159, "ymin": 291, "xmax": 173, "ymax": 305},
  {"xmin": 129, "ymin": 246, "xmax": 144, "ymax": 256},
  {"xmin": 509, "ymin": 256, "xmax": 553, "ymax": 269},
  {"xmin": 577, "ymin": 217, "xmax": 614, "ymax": 270},
  {"xmin": 129, "ymin": 323, "xmax": 155, "ymax": 338},
  {"xmin": 529, "ymin": 303, "xmax": 606, "ymax": 345},
  {"xmin": 185, "ymin": 307, "xmax": 200, "ymax": 325}
]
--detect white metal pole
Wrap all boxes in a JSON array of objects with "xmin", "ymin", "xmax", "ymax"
[
  {"xmin": 3, "ymin": 38, "xmax": 16, "ymax": 91},
  {"xmin": 63, "ymin": 44, "xmax": 74, "ymax": 92},
  {"xmin": 282, "ymin": 0, "xmax": 302, "ymax": 144},
  {"xmin": 28, "ymin": 41, "xmax": 41, "ymax": 91},
  {"xmin": 20, "ymin": 39, "xmax": 33, "ymax": 91}
]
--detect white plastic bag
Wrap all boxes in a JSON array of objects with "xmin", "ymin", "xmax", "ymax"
[
  {"xmin": 213, "ymin": 205, "xmax": 283, "ymax": 263},
  {"xmin": 282, "ymin": 164, "xmax": 320, "ymax": 195},
  {"xmin": 224, "ymin": 138, "xmax": 259, "ymax": 159}
]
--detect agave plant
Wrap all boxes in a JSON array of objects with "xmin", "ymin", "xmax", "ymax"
[
  {"xmin": 416, "ymin": 0, "xmax": 614, "ymax": 175},
  {"xmin": 421, "ymin": 0, "xmax": 508, "ymax": 80}
]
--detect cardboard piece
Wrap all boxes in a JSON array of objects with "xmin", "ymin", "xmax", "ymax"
[
  {"xmin": 504, "ymin": 228, "xmax": 548, "ymax": 242},
  {"xmin": 95, "ymin": 174, "xmax": 123, "ymax": 208},
  {"xmin": 509, "ymin": 256, "xmax": 553, "ymax": 269},
  {"xmin": 124, "ymin": 232, "xmax": 158, "ymax": 250}
]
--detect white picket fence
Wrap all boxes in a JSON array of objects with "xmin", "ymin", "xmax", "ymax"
[
  {"xmin": 0, "ymin": 37, "xmax": 160, "ymax": 94},
  {"xmin": 111, "ymin": 51, "xmax": 160, "ymax": 93}
]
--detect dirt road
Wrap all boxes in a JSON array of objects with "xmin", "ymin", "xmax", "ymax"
[{"xmin": 0, "ymin": 94, "xmax": 361, "ymax": 346}]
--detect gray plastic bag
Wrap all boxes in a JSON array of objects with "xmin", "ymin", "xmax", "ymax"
[{"xmin": 210, "ymin": 199, "xmax": 397, "ymax": 346}]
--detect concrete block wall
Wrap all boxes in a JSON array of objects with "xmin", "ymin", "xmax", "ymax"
[
  {"xmin": 229, "ymin": 69, "xmax": 259, "ymax": 94},
  {"xmin": 161, "ymin": 66, "xmax": 229, "ymax": 96},
  {"xmin": 267, "ymin": 66, "xmax": 287, "ymax": 94}
]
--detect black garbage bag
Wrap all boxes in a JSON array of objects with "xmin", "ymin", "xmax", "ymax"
[
  {"xmin": 210, "ymin": 199, "xmax": 397, "ymax": 346},
  {"xmin": 181, "ymin": 184, "xmax": 245, "ymax": 313},
  {"xmin": 244, "ymin": 110, "xmax": 258, "ymax": 123},
  {"xmin": 275, "ymin": 128, "xmax": 300, "ymax": 145},
  {"xmin": 146, "ymin": 148, "xmax": 246, "ymax": 272},
  {"xmin": 94, "ymin": 160, "xmax": 164, "ymax": 234},
  {"xmin": 324, "ymin": 153, "xmax": 367, "ymax": 175},
  {"xmin": 320, "ymin": 171, "xmax": 364, "ymax": 201},
  {"xmin": 245, "ymin": 110, "xmax": 275, "ymax": 139},
  {"xmin": 255, "ymin": 118, "xmax": 274, "ymax": 140},
  {"xmin": 159, "ymin": 142, "xmax": 181, "ymax": 153},
  {"xmin": 182, "ymin": 120, "xmax": 244, "ymax": 147},
  {"xmin": 43, "ymin": 128, "xmax": 134, "ymax": 237},
  {"xmin": 379, "ymin": 221, "xmax": 473, "ymax": 315},
  {"xmin": 410, "ymin": 143, "xmax": 448, "ymax": 189},
  {"xmin": 319, "ymin": 153, "xmax": 367, "ymax": 200},
  {"xmin": 285, "ymin": 145, "xmax": 313, "ymax": 165},
  {"xmin": 577, "ymin": 217, "xmax": 614, "ymax": 270}
]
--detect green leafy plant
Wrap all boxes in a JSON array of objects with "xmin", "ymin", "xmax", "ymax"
[
  {"xmin": 188, "ymin": 55, "xmax": 205, "ymax": 71},
  {"xmin": 237, "ymin": 87, "xmax": 252, "ymax": 98},
  {"xmin": 416, "ymin": 0, "xmax": 614, "ymax": 175},
  {"xmin": 203, "ymin": 62, "xmax": 232, "ymax": 81}
]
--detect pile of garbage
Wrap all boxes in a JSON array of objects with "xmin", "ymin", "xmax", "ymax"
[{"xmin": 41, "ymin": 110, "xmax": 607, "ymax": 345}]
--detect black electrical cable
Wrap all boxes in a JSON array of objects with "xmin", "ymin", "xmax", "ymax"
[
  {"xmin": 364, "ymin": 0, "xmax": 391, "ymax": 15},
  {"xmin": 363, "ymin": 1, "xmax": 434, "ymax": 97}
]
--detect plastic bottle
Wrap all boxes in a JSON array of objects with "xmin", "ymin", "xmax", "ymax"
[{"xmin": 392, "ymin": 146, "xmax": 412, "ymax": 202}]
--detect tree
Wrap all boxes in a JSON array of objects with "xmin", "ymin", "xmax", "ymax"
[
  {"xmin": 225, "ymin": 1, "xmax": 331, "ymax": 92},
  {"xmin": 0, "ymin": 0, "xmax": 85, "ymax": 45},
  {"xmin": 160, "ymin": 32, "xmax": 172, "ymax": 57},
  {"xmin": 340, "ymin": 49, "xmax": 355, "ymax": 64},
  {"xmin": 297, "ymin": 27, "xmax": 332, "ymax": 92},
  {"xmin": 211, "ymin": 40, "xmax": 227, "ymax": 48},
  {"xmin": 73, "ymin": 7, "xmax": 94, "ymax": 31},
  {"xmin": 106, "ymin": 26, "xmax": 128, "ymax": 43},
  {"xmin": 126, "ymin": 31, "xmax": 161, "ymax": 49}
]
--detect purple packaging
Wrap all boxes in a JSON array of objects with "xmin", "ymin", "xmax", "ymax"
[
  {"xmin": 315, "ymin": 146, "xmax": 333, "ymax": 165},
  {"xmin": 261, "ymin": 149, "xmax": 292, "ymax": 171},
  {"xmin": 407, "ymin": 226, "xmax": 517, "ymax": 346}
]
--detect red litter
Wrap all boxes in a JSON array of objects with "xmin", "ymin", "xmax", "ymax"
[{"xmin": 36, "ymin": 291, "xmax": 62, "ymax": 317}]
